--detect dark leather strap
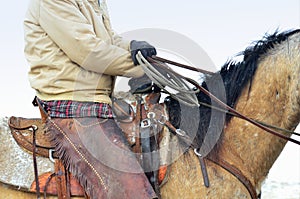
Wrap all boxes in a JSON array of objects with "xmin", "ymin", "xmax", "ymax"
[
  {"xmin": 55, "ymin": 160, "xmax": 71, "ymax": 199},
  {"xmin": 43, "ymin": 172, "xmax": 57, "ymax": 198},
  {"xmin": 198, "ymin": 155, "xmax": 210, "ymax": 187},
  {"xmin": 150, "ymin": 56, "xmax": 214, "ymax": 75},
  {"xmin": 32, "ymin": 123, "xmax": 41, "ymax": 198},
  {"xmin": 207, "ymin": 156, "xmax": 258, "ymax": 199}
]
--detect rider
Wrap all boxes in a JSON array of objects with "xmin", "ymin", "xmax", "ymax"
[{"xmin": 24, "ymin": 0, "xmax": 157, "ymax": 198}]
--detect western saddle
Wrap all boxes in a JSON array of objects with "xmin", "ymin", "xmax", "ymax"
[{"xmin": 8, "ymin": 92, "xmax": 172, "ymax": 198}]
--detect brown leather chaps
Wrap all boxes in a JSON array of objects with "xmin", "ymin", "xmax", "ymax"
[{"xmin": 45, "ymin": 117, "xmax": 157, "ymax": 199}]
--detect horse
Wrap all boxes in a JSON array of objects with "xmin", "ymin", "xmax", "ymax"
[
  {"xmin": 0, "ymin": 29, "xmax": 299, "ymax": 198},
  {"xmin": 160, "ymin": 29, "xmax": 300, "ymax": 198}
]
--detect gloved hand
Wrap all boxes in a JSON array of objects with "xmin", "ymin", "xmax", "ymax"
[{"xmin": 130, "ymin": 40, "xmax": 157, "ymax": 65}]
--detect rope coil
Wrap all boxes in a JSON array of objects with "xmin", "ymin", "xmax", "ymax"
[{"xmin": 136, "ymin": 52, "xmax": 200, "ymax": 106}]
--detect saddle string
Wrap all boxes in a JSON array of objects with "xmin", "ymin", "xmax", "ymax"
[
  {"xmin": 139, "ymin": 54, "xmax": 300, "ymax": 145},
  {"xmin": 31, "ymin": 125, "xmax": 41, "ymax": 199}
]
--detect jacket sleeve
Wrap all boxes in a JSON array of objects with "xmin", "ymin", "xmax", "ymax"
[
  {"xmin": 38, "ymin": 0, "xmax": 143, "ymax": 78},
  {"xmin": 112, "ymin": 31, "xmax": 131, "ymax": 50}
]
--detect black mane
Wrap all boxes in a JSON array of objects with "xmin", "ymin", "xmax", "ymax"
[
  {"xmin": 220, "ymin": 29, "xmax": 300, "ymax": 108},
  {"xmin": 165, "ymin": 29, "xmax": 300, "ymax": 148}
]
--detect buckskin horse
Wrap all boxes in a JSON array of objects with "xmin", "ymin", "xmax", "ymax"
[{"xmin": 1, "ymin": 29, "xmax": 300, "ymax": 198}]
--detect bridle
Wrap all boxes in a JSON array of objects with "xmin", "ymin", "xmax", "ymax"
[{"xmin": 138, "ymin": 54, "xmax": 300, "ymax": 199}]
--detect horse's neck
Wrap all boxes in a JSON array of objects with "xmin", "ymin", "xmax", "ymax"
[{"xmin": 218, "ymin": 39, "xmax": 300, "ymax": 189}]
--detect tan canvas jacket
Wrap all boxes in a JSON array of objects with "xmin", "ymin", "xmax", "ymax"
[{"xmin": 24, "ymin": 0, "xmax": 144, "ymax": 105}]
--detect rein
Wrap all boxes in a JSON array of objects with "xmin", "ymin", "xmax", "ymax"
[
  {"xmin": 152, "ymin": 56, "xmax": 215, "ymax": 75},
  {"xmin": 148, "ymin": 55, "xmax": 300, "ymax": 146}
]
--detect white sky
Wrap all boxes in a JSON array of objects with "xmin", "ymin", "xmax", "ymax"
[{"xmin": 0, "ymin": 0, "xmax": 299, "ymax": 197}]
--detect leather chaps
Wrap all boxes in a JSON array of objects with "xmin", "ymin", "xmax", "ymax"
[{"xmin": 45, "ymin": 117, "xmax": 157, "ymax": 199}]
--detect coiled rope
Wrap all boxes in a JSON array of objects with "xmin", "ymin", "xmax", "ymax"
[{"xmin": 136, "ymin": 51, "xmax": 200, "ymax": 106}]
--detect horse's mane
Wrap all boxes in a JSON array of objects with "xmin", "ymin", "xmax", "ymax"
[
  {"xmin": 220, "ymin": 29, "xmax": 300, "ymax": 109},
  {"xmin": 165, "ymin": 29, "xmax": 300, "ymax": 148}
]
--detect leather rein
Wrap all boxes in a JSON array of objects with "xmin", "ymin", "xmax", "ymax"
[
  {"xmin": 147, "ymin": 56, "xmax": 300, "ymax": 199},
  {"xmin": 150, "ymin": 56, "xmax": 300, "ymax": 145}
]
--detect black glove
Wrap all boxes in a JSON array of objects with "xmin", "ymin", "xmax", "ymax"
[{"xmin": 130, "ymin": 40, "xmax": 157, "ymax": 65}]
